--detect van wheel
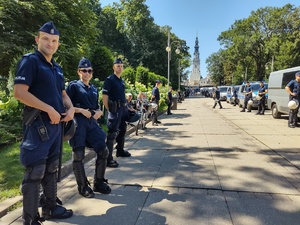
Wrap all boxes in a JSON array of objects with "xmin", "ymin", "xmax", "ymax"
[{"xmin": 271, "ymin": 103, "xmax": 281, "ymax": 119}]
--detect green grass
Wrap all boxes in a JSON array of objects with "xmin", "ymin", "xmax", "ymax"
[{"xmin": 0, "ymin": 142, "xmax": 72, "ymax": 203}]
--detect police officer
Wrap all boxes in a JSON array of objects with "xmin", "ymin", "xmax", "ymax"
[
  {"xmin": 102, "ymin": 58, "xmax": 131, "ymax": 168},
  {"xmin": 212, "ymin": 87, "xmax": 223, "ymax": 109},
  {"xmin": 66, "ymin": 58, "xmax": 111, "ymax": 198},
  {"xmin": 285, "ymin": 71, "xmax": 300, "ymax": 128},
  {"xmin": 240, "ymin": 81, "xmax": 253, "ymax": 112},
  {"xmin": 167, "ymin": 87, "xmax": 173, "ymax": 115},
  {"xmin": 151, "ymin": 80, "xmax": 162, "ymax": 125},
  {"xmin": 232, "ymin": 87, "xmax": 238, "ymax": 106},
  {"xmin": 256, "ymin": 81, "xmax": 268, "ymax": 115},
  {"xmin": 14, "ymin": 21, "xmax": 74, "ymax": 225}
]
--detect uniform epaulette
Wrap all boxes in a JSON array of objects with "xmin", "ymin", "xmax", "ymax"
[
  {"xmin": 68, "ymin": 80, "xmax": 78, "ymax": 85},
  {"xmin": 23, "ymin": 53, "xmax": 35, "ymax": 58}
]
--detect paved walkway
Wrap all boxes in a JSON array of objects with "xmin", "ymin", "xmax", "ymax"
[{"xmin": 2, "ymin": 95, "xmax": 300, "ymax": 225}]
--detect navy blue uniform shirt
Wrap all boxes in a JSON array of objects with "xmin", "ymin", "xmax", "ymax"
[
  {"xmin": 66, "ymin": 80, "xmax": 99, "ymax": 110},
  {"xmin": 168, "ymin": 91, "xmax": 173, "ymax": 101},
  {"xmin": 152, "ymin": 87, "xmax": 160, "ymax": 101},
  {"xmin": 102, "ymin": 74, "xmax": 126, "ymax": 103},
  {"xmin": 245, "ymin": 85, "xmax": 253, "ymax": 93},
  {"xmin": 258, "ymin": 85, "xmax": 267, "ymax": 98},
  {"xmin": 215, "ymin": 90, "xmax": 220, "ymax": 99},
  {"xmin": 287, "ymin": 80, "xmax": 300, "ymax": 99},
  {"xmin": 14, "ymin": 50, "xmax": 65, "ymax": 113}
]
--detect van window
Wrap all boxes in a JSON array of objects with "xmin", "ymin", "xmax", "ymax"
[{"xmin": 282, "ymin": 71, "xmax": 298, "ymax": 89}]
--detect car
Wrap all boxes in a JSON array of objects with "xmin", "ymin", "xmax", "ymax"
[
  {"xmin": 218, "ymin": 86, "xmax": 229, "ymax": 101},
  {"xmin": 237, "ymin": 82, "xmax": 268, "ymax": 109},
  {"xmin": 267, "ymin": 66, "xmax": 300, "ymax": 118}
]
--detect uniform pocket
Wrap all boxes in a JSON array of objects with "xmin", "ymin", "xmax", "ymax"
[{"xmin": 20, "ymin": 125, "xmax": 39, "ymax": 151}]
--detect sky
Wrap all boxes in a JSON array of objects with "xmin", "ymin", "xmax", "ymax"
[{"xmin": 99, "ymin": 0, "xmax": 300, "ymax": 78}]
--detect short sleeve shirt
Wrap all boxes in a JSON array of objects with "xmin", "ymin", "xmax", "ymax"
[
  {"xmin": 14, "ymin": 50, "xmax": 65, "ymax": 113},
  {"xmin": 287, "ymin": 80, "xmax": 300, "ymax": 98},
  {"xmin": 258, "ymin": 85, "xmax": 267, "ymax": 98},
  {"xmin": 152, "ymin": 87, "xmax": 160, "ymax": 101},
  {"xmin": 66, "ymin": 80, "xmax": 99, "ymax": 110},
  {"xmin": 102, "ymin": 74, "xmax": 126, "ymax": 103}
]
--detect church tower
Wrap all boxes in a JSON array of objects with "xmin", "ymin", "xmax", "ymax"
[{"xmin": 189, "ymin": 35, "xmax": 201, "ymax": 85}]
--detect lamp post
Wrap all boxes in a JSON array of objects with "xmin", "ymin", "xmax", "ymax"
[
  {"xmin": 265, "ymin": 56, "xmax": 274, "ymax": 72},
  {"xmin": 178, "ymin": 60, "xmax": 181, "ymax": 91},
  {"xmin": 166, "ymin": 30, "xmax": 180, "ymax": 87}
]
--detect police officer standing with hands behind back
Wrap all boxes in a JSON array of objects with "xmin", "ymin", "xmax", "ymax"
[
  {"xmin": 66, "ymin": 58, "xmax": 111, "ymax": 198},
  {"xmin": 102, "ymin": 58, "xmax": 131, "ymax": 168},
  {"xmin": 14, "ymin": 21, "xmax": 74, "ymax": 225},
  {"xmin": 151, "ymin": 80, "xmax": 162, "ymax": 125},
  {"xmin": 285, "ymin": 71, "xmax": 300, "ymax": 128}
]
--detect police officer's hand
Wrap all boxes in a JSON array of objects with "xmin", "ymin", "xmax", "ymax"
[
  {"xmin": 48, "ymin": 108, "xmax": 63, "ymax": 125},
  {"xmin": 61, "ymin": 106, "xmax": 75, "ymax": 122},
  {"xmin": 81, "ymin": 109, "xmax": 92, "ymax": 118},
  {"xmin": 291, "ymin": 93, "xmax": 296, "ymax": 97},
  {"xmin": 93, "ymin": 110, "xmax": 103, "ymax": 120}
]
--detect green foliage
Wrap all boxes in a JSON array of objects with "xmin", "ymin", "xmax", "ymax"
[
  {"xmin": 122, "ymin": 66, "xmax": 136, "ymax": 85},
  {"xmin": 89, "ymin": 45, "xmax": 114, "ymax": 81},
  {"xmin": 136, "ymin": 66, "xmax": 149, "ymax": 88}
]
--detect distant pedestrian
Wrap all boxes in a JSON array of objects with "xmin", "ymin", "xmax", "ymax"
[
  {"xmin": 285, "ymin": 71, "xmax": 300, "ymax": 128},
  {"xmin": 151, "ymin": 80, "xmax": 162, "ymax": 125},
  {"xmin": 240, "ymin": 81, "xmax": 253, "ymax": 112},
  {"xmin": 167, "ymin": 87, "xmax": 173, "ymax": 115},
  {"xmin": 232, "ymin": 87, "xmax": 238, "ymax": 106},
  {"xmin": 212, "ymin": 87, "xmax": 223, "ymax": 109},
  {"xmin": 256, "ymin": 81, "xmax": 268, "ymax": 115}
]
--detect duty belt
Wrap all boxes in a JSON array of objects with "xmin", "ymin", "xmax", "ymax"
[{"xmin": 117, "ymin": 101, "xmax": 127, "ymax": 107}]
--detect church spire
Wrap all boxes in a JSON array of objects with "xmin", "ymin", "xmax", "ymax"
[{"xmin": 189, "ymin": 34, "xmax": 201, "ymax": 85}]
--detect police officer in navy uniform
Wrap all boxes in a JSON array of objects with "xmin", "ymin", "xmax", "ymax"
[
  {"xmin": 102, "ymin": 58, "xmax": 131, "ymax": 168},
  {"xmin": 232, "ymin": 87, "xmax": 238, "ymax": 106},
  {"xmin": 212, "ymin": 87, "xmax": 223, "ymax": 109},
  {"xmin": 167, "ymin": 87, "xmax": 173, "ymax": 115},
  {"xmin": 151, "ymin": 80, "xmax": 162, "ymax": 125},
  {"xmin": 256, "ymin": 81, "xmax": 268, "ymax": 115},
  {"xmin": 66, "ymin": 58, "xmax": 111, "ymax": 198},
  {"xmin": 14, "ymin": 21, "xmax": 74, "ymax": 225},
  {"xmin": 240, "ymin": 81, "xmax": 253, "ymax": 112},
  {"xmin": 285, "ymin": 71, "xmax": 300, "ymax": 128}
]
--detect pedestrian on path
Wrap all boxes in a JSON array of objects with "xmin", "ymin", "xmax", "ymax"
[
  {"xmin": 167, "ymin": 87, "xmax": 173, "ymax": 115},
  {"xmin": 212, "ymin": 87, "xmax": 223, "ymax": 109},
  {"xmin": 14, "ymin": 21, "xmax": 74, "ymax": 224},
  {"xmin": 66, "ymin": 58, "xmax": 111, "ymax": 198},
  {"xmin": 102, "ymin": 58, "xmax": 131, "ymax": 168},
  {"xmin": 151, "ymin": 80, "xmax": 162, "ymax": 125}
]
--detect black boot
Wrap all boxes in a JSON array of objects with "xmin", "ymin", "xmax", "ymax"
[
  {"xmin": 116, "ymin": 136, "xmax": 131, "ymax": 157},
  {"xmin": 106, "ymin": 133, "xmax": 119, "ymax": 167},
  {"xmin": 22, "ymin": 181, "xmax": 44, "ymax": 225},
  {"xmin": 73, "ymin": 161, "xmax": 94, "ymax": 198},
  {"xmin": 41, "ymin": 172, "xmax": 73, "ymax": 220},
  {"xmin": 93, "ymin": 150, "xmax": 111, "ymax": 194}
]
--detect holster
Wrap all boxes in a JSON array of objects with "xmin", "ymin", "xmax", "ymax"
[
  {"xmin": 22, "ymin": 106, "xmax": 41, "ymax": 126},
  {"xmin": 108, "ymin": 100, "xmax": 118, "ymax": 113}
]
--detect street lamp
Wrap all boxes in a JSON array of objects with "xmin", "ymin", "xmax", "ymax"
[
  {"xmin": 166, "ymin": 30, "xmax": 181, "ymax": 87},
  {"xmin": 265, "ymin": 56, "xmax": 274, "ymax": 72}
]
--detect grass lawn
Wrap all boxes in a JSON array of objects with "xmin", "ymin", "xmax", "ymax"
[{"xmin": 0, "ymin": 141, "xmax": 73, "ymax": 203}]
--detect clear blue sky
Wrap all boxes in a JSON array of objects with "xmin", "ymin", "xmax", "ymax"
[{"xmin": 100, "ymin": 0, "xmax": 299, "ymax": 78}]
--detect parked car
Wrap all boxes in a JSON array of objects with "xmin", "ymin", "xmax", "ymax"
[
  {"xmin": 218, "ymin": 86, "xmax": 229, "ymax": 101},
  {"xmin": 267, "ymin": 66, "xmax": 300, "ymax": 118},
  {"xmin": 237, "ymin": 82, "xmax": 268, "ymax": 109}
]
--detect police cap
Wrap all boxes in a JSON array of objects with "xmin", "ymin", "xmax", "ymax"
[
  {"xmin": 38, "ymin": 21, "xmax": 60, "ymax": 36},
  {"xmin": 295, "ymin": 71, "xmax": 300, "ymax": 77},
  {"xmin": 114, "ymin": 58, "xmax": 123, "ymax": 64},
  {"xmin": 78, "ymin": 57, "xmax": 92, "ymax": 68},
  {"xmin": 155, "ymin": 80, "xmax": 161, "ymax": 84}
]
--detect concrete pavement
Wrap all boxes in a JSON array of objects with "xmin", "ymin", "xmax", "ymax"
[{"xmin": 2, "ymin": 95, "xmax": 300, "ymax": 225}]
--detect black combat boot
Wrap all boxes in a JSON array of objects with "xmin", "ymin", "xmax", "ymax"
[
  {"xmin": 40, "ymin": 172, "xmax": 73, "ymax": 220},
  {"xmin": 106, "ymin": 133, "xmax": 119, "ymax": 167},
  {"xmin": 73, "ymin": 161, "xmax": 94, "ymax": 198},
  {"xmin": 116, "ymin": 136, "xmax": 131, "ymax": 157},
  {"xmin": 93, "ymin": 151, "xmax": 111, "ymax": 194}
]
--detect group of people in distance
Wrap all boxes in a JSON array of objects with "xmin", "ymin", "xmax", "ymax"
[{"xmin": 13, "ymin": 21, "xmax": 176, "ymax": 225}]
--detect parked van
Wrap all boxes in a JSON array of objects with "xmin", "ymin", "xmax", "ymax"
[
  {"xmin": 237, "ymin": 82, "xmax": 268, "ymax": 109},
  {"xmin": 267, "ymin": 66, "xmax": 300, "ymax": 118}
]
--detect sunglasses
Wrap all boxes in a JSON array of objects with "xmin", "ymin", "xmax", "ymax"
[{"xmin": 80, "ymin": 69, "xmax": 93, "ymax": 74}]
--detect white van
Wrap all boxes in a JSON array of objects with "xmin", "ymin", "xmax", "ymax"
[{"xmin": 267, "ymin": 66, "xmax": 300, "ymax": 118}]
